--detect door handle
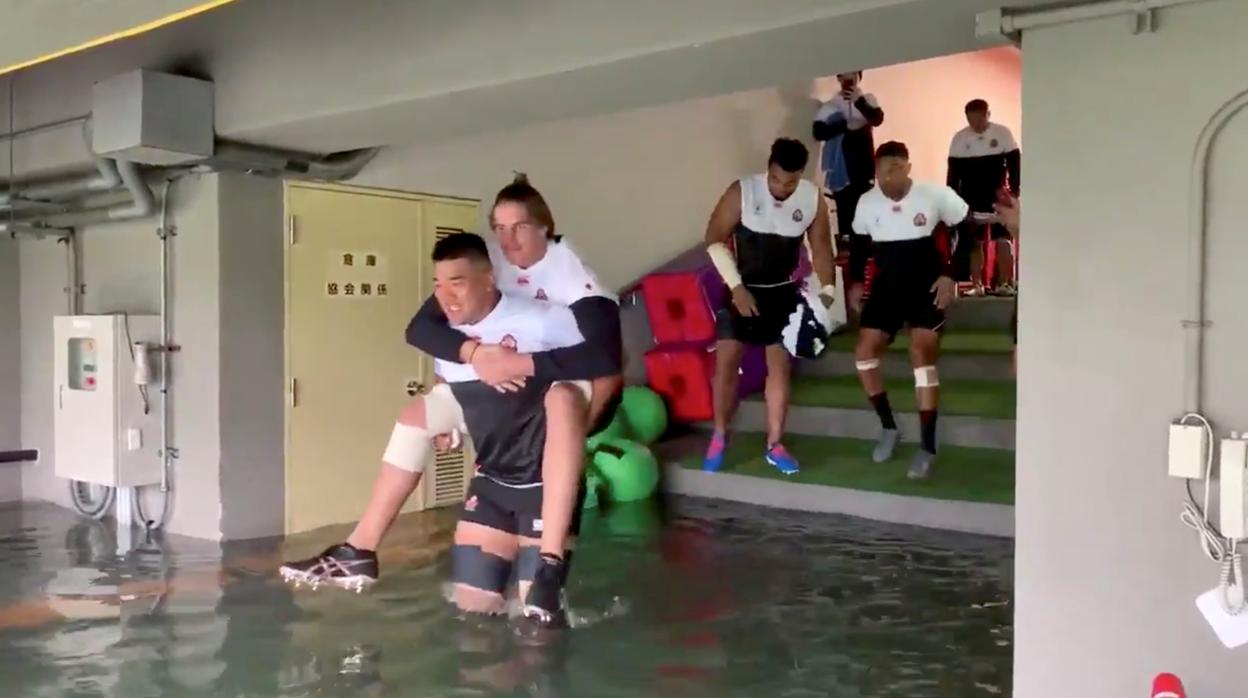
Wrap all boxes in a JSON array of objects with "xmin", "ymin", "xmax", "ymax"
[{"xmin": 58, "ymin": 384, "xmax": 63, "ymax": 409}]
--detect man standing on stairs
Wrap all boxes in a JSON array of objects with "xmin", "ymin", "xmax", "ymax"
[
  {"xmin": 812, "ymin": 70, "xmax": 885, "ymax": 314},
  {"xmin": 947, "ymin": 99, "xmax": 1020, "ymax": 296},
  {"xmin": 851, "ymin": 141, "xmax": 971, "ymax": 480},
  {"xmin": 701, "ymin": 138, "xmax": 838, "ymax": 475}
]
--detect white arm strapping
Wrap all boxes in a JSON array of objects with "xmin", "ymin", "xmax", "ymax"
[{"xmin": 707, "ymin": 242, "xmax": 743, "ymax": 290}]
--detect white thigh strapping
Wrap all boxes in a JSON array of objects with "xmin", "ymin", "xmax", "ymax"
[{"xmin": 382, "ymin": 383, "xmax": 466, "ymax": 473}]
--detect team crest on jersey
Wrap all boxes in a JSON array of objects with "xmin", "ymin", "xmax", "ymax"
[
  {"xmin": 535, "ymin": 289, "xmax": 548, "ymax": 301},
  {"xmin": 464, "ymin": 495, "xmax": 478, "ymax": 512},
  {"xmin": 500, "ymin": 334, "xmax": 517, "ymax": 350},
  {"xmin": 990, "ymin": 139, "xmax": 999, "ymax": 148},
  {"xmin": 913, "ymin": 213, "xmax": 928, "ymax": 227},
  {"xmin": 891, "ymin": 204, "xmax": 902, "ymax": 213},
  {"xmin": 792, "ymin": 209, "xmax": 804, "ymax": 222},
  {"xmin": 517, "ymin": 276, "xmax": 530, "ymax": 286}
]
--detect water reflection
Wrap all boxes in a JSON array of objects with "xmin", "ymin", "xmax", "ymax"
[{"xmin": 0, "ymin": 497, "xmax": 1012, "ymax": 697}]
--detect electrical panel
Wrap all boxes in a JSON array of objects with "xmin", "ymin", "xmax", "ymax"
[{"xmin": 53, "ymin": 315, "xmax": 163, "ymax": 488}]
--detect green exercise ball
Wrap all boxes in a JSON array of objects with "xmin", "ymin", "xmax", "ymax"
[
  {"xmin": 618, "ymin": 385, "xmax": 668, "ymax": 445},
  {"xmin": 590, "ymin": 437, "xmax": 660, "ymax": 503},
  {"xmin": 587, "ymin": 409, "xmax": 630, "ymax": 453}
]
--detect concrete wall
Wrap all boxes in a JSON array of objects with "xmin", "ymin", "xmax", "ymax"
[
  {"xmin": 0, "ymin": 236, "xmax": 21, "ymax": 501},
  {"xmin": 1015, "ymin": 2, "xmax": 1248, "ymax": 696},
  {"xmin": 216, "ymin": 174, "xmax": 284, "ymax": 540},
  {"xmin": 19, "ymin": 174, "xmax": 225, "ymax": 540},
  {"xmin": 358, "ymin": 48, "xmax": 1020, "ymax": 289},
  {"xmin": 17, "ymin": 172, "xmax": 285, "ymax": 541}
]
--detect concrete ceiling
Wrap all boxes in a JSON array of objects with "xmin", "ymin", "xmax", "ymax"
[
  {"xmin": 2, "ymin": 0, "xmax": 1042, "ymax": 173},
  {"xmin": 0, "ymin": 0, "xmax": 236, "ymax": 75}
]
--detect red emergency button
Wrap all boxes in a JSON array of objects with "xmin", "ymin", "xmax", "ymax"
[{"xmin": 86, "ymin": 377, "xmax": 95, "ymax": 387}]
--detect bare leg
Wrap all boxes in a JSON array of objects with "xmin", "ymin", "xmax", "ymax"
[
  {"xmin": 762, "ymin": 344, "xmax": 791, "ymax": 446},
  {"xmin": 909, "ymin": 329, "xmax": 942, "ymax": 479},
  {"xmin": 346, "ymin": 398, "xmax": 431, "ymax": 551},
  {"xmin": 996, "ymin": 239, "xmax": 1015, "ymax": 288},
  {"xmin": 712, "ymin": 339, "xmax": 745, "ymax": 433},
  {"xmin": 970, "ymin": 246, "xmax": 986, "ymax": 293},
  {"xmin": 537, "ymin": 383, "xmax": 588, "ymax": 558},
  {"xmin": 909, "ymin": 330, "xmax": 941, "ymax": 413},
  {"xmin": 854, "ymin": 329, "xmax": 890, "ymax": 398},
  {"xmin": 856, "ymin": 328, "xmax": 898, "ymax": 462}
]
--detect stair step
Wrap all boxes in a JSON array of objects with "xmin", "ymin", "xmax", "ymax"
[
  {"xmin": 945, "ymin": 296, "xmax": 1016, "ymax": 331},
  {"xmin": 821, "ymin": 329, "xmax": 1014, "ymax": 356},
  {"xmin": 724, "ymin": 402, "xmax": 1014, "ymax": 450},
  {"xmin": 800, "ymin": 351, "xmax": 1014, "ymax": 381},
  {"xmin": 776, "ymin": 373, "xmax": 1016, "ymax": 420},
  {"xmin": 659, "ymin": 431, "xmax": 1015, "ymax": 505}
]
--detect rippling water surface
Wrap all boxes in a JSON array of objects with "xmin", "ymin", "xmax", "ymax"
[{"xmin": 0, "ymin": 497, "xmax": 1012, "ymax": 697}]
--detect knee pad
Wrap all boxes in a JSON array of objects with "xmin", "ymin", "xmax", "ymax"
[
  {"xmin": 381, "ymin": 422, "xmax": 430, "ymax": 473},
  {"xmin": 856, "ymin": 358, "xmax": 881, "ymax": 372},
  {"xmin": 914, "ymin": 365, "xmax": 939, "ymax": 388},
  {"xmin": 451, "ymin": 544, "xmax": 513, "ymax": 594}
]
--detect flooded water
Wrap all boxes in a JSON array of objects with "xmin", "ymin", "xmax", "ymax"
[{"xmin": 0, "ymin": 497, "xmax": 1012, "ymax": 697}]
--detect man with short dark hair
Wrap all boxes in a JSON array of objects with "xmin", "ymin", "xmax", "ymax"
[
  {"xmin": 812, "ymin": 70, "xmax": 885, "ymax": 312},
  {"xmin": 701, "ymin": 138, "xmax": 837, "ymax": 475},
  {"xmin": 947, "ymin": 99, "xmax": 1020, "ymax": 295},
  {"xmin": 852, "ymin": 141, "xmax": 972, "ymax": 480},
  {"xmin": 281, "ymin": 232, "xmax": 588, "ymax": 627}
]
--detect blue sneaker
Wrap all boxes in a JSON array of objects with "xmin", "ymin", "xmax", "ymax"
[
  {"xmin": 765, "ymin": 444, "xmax": 800, "ymax": 475},
  {"xmin": 703, "ymin": 431, "xmax": 728, "ymax": 472}
]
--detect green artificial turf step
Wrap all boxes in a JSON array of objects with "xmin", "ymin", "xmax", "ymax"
[
  {"xmin": 676, "ymin": 432, "xmax": 1015, "ymax": 505},
  {"xmin": 759, "ymin": 373, "xmax": 1016, "ymax": 420},
  {"xmin": 821, "ymin": 329, "xmax": 1014, "ymax": 355}
]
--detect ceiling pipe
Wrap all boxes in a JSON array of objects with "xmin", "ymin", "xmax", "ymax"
[
  {"xmin": 0, "ymin": 159, "xmax": 155, "ymax": 234},
  {"xmin": 3, "ymin": 133, "xmax": 377, "ymax": 235},
  {"xmin": 976, "ymin": 0, "xmax": 1213, "ymax": 39},
  {"xmin": 197, "ymin": 142, "xmax": 379, "ymax": 181},
  {"xmin": 0, "ymin": 121, "xmax": 122, "ymax": 209},
  {"xmin": 0, "ymin": 114, "xmax": 90, "ymax": 145}
]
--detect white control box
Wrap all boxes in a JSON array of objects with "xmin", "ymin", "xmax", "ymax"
[
  {"xmin": 1169, "ymin": 423, "xmax": 1209, "ymax": 479},
  {"xmin": 53, "ymin": 315, "xmax": 163, "ymax": 488}
]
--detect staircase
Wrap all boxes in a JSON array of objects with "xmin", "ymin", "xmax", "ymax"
[{"xmin": 657, "ymin": 296, "xmax": 1017, "ymax": 535}]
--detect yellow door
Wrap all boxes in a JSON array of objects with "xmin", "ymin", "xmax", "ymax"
[{"xmin": 284, "ymin": 183, "xmax": 479, "ymax": 534}]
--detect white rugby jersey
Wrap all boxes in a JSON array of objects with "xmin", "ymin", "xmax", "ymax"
[
  {"xmin": 488, "ymin": 238, "xmax": 615, "ymax": 305},
  {"xmin": 734, "ymin": 173, "xmax": 818, "ymax": 286},
  {"xmin": 436, "ymin": 293, "xmax": 584, "ymax": 383},
  {"xmin": 852, "ymin": 182, "xmax": 969, "ymax": 243}
]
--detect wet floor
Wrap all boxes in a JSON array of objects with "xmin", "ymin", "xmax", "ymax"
[{"xmin": 0, "ymin": 496, "xmax": 1012, "ymax": 697}]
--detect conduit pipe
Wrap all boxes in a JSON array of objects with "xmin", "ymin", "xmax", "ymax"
[
  {"xmin": 976, "ymin": 0, "xmax": 1214, "ymax": 38},
  {"xmin": 1183, "ymin": 88, "xmax": 1248, "ymax": 414},
  {"xmin": 0, "ymin": 159, "xmax": 154, "ymax": 234}
]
